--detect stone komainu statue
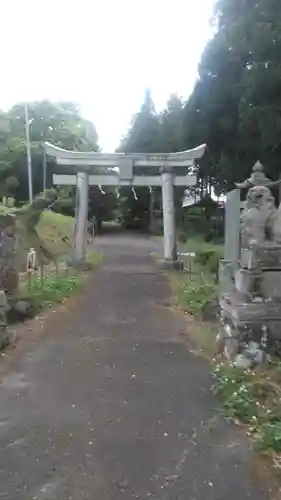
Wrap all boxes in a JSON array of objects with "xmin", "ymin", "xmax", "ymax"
[
  {"xmin": 238, "ymin": 161, "xmax": 281, "ymax": 248},
  {"xmin": 240, "ymin": 185, "xmax": 277, "ymax": 248}
]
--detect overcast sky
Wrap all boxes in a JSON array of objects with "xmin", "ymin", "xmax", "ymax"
[{"xmin": 0, "ymin": 0, "xmax": 214, "ymax": 151}]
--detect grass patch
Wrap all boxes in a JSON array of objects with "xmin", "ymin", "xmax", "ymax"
[
  {"xmin": 169, "ymin": 236, "xmax": 219, "ymax": 318},
  {"xmin": 157, "ymin": 236, "xmax": 220, "ymax": 358},
  {"xmin": 169, "ymin": 268, "xmax": 217, "ymax": 317},
  {"xmin": 181, "ymin": 236, "xmax": 223, "ymax": 276},
  {"xmin": 179, "ymin": 274, "xmax": 217, "ymax": 317},
  {"xmin": 152, "ymin": 236, "xmax": 219, "ymax": 357},
  {"xmin": 25, "ymin": 272, "xmax": 82, "ymax": 311},
  {"xmin": 23, "ymin": 250, "xmax": 104, "ymax": 313},
  {"xmin": 168, "ymin": 269, "xmax": 218, "ymax": 357},
  {"xmin": 182, "ymin": 235, "xmax": 223, "ymax": 256},
  {"xmin": 213, "ymin": 361, "xmax": 281, "ymax": 461}
]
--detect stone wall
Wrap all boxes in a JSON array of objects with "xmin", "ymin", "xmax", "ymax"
[{"xmin": 0, "ymin": 214, "xmax": 19, "ymax": 295}]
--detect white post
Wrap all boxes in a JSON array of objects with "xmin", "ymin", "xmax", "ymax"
[
  {"xmin": 24, "ymin": 103, "xmax": 33, "ymax": 204},
  {"xmin": 73, "ymin": 172, "xmax": 89, "ymax": 263},
  {"xmin": 149, "ymin": 188, "xmax": 156, "ymax": 233},
  {"xmin": 162, "ymin": 171, "xmax": 177, "ymax": 263},
  {"xmin": 43, "ymin": 149, "xmax": 47, "ymax": 191},
  {"xmin": 92, "ymin": 216, "xmax": 96, "ymax": 237}
]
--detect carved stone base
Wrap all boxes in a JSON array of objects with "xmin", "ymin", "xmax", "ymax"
[
  {"xmin": 218, "ymin": 290, "xmax": 281, "ymax": 366},
  {"xmin": 261, "ymin": 270, "xmax": 281, "ymax": 299},
  {"xmin": 241, "ymin": 243, "xmax": 281, "ymax": 270}
]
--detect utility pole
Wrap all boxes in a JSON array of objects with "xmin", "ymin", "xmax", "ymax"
[
  {"xmin": 24, "ymin": 103, "xmax": 33, "ymax": 204},
  {"xmin": 43, "ymin": 148, "xmax": 47, "ymax": 191},
  {"xmin": 149, "ymin": 187, "xmax": 155, "ymax": 233}
]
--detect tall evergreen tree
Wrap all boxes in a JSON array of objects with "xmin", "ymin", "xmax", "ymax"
[
  {"xmin": 183, "ymin": 0, "xmax": 281, "ymax": 193},
  {"xmin": 119, "ymin": 89, "xmax": 161, "ymax": 153}
]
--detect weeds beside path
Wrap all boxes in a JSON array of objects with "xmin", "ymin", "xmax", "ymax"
[
  {"xmin": 166, "ymin": 235, "xmax": 281, "ymax": 475},
  {"xmin": 2, "ymin": 210, "xmax": 104, "ymax": 365},
  {"xmin": 19, "ymin": 211, "xmax": 104, "ymax": 315},
  {"xmin": 154, "ymin": 236, "xmax": 221, "ymax": 357},
  {"xmin": 24, "ymin": 250, "xmax": 103, "ymax": 314}
]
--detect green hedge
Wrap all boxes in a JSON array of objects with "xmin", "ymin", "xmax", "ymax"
[{"xmin": 195, "ymin": 247, "xmax": 223, "ymax": 276}]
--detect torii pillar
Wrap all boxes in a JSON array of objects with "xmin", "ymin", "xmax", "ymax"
[
  {"xmin": 162, "ymin": 168, "xmax": 178, "ymax": 265},
  {"xmin": 73, "ymin": 172, "xmax": 89, "ymax": 263}
]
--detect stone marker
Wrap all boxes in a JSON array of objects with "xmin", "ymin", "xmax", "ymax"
[{"xmin": 224, "ymin": 189, "xmax": 240, "ymax": 268}]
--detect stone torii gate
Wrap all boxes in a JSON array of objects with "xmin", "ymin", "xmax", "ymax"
[{"xmin": 44, "ymin": 142, "xmax": 206, "ymax": 267}]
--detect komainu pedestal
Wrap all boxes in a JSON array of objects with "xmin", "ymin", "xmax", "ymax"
[{"xmin": 218, "ymin": 162, "xmax": 281, "ymax": 367}]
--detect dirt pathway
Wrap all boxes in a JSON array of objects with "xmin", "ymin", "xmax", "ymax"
[{"xmin": 0, "ymin": 235, "xmax": 271, "ymax": 499}]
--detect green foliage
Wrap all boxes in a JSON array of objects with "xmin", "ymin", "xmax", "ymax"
[
  {"xmin": 166, "ymin": 237, "xmax": 221, "ymax": 316},
  {"xmin": 27, "ymin": 273, "xmax": 81, "ymax": 311},
  {"xmin": 213, "ymin": 361, "xmax": 281, "ymax": 455},
  {"xmin": 183, "ymin": 236, "xmax": 223, "ymax": 275},
  {"xmin": 23, "ymin": 250, "xmax": 103, "ymax": 313},
  {"xmin": 257, "ymin": 422, "xmax": 281, "ymax": 453},
  {"xmin": 168, "ymin": 237, "xmax": 220, "ymax": 316},
  {"xmin": 178, "ymin": 231, "xmax": 187, "ymax": 243},
  {"xmin": 208, "ymin": 251, "xmax": 222, "ymax": 276},
  {"xmin": 119, "ymin": 89, "xmax": 162, "ymax": 154},
  {"xmin": 159, "ymin": 94, "xmax": 186, "ymax": 153},
  {"xmin": 213, "ymin": 364, "xmax": 265, "ymax": 422},
  {"xmin": 181, "ymin": 196, "xmax": 224, "ymax": 243},
  {"xmin": 196, "ymin": 247, "xmax": 223, "ymax": 275},
  {"xmin": 183, "ymin": 0, "xmax": 281, "ymax": 193},
  {"xmin": 88, "ymin": 186, "xmax": 118, "ymax": 226},
  {"xmin": 196, "ymin": 249, "xmax": 217, "ymax": 267},
  {"xmin": 180, "ymin": 277, "xmax": 217, "ymax": 316},
  {"xmin": 0, "ymin": 100, "xmax": 99, "ymax": 204}
]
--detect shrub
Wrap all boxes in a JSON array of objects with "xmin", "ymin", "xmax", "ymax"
[
  {"xmin": 178, "ymin": 231, "xmax": 187, "ymax": 243},
  {"xmin": 196, "ymin": 249, "xmax": 216, "ymax": 266},
  {"xmin": 213, "ymin": 361, "xmax": 281, "ymax": 456},
  {"xmin": 208, "ymin": 251, "xmax": 222, "ymax": 277},
  {"xmin": 180, "ymin": 278, "xmax": 217, "ymax": 317},
  {"xmin": 195, "ymin": 248, "xmax": 223, "ymax": 276}
]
